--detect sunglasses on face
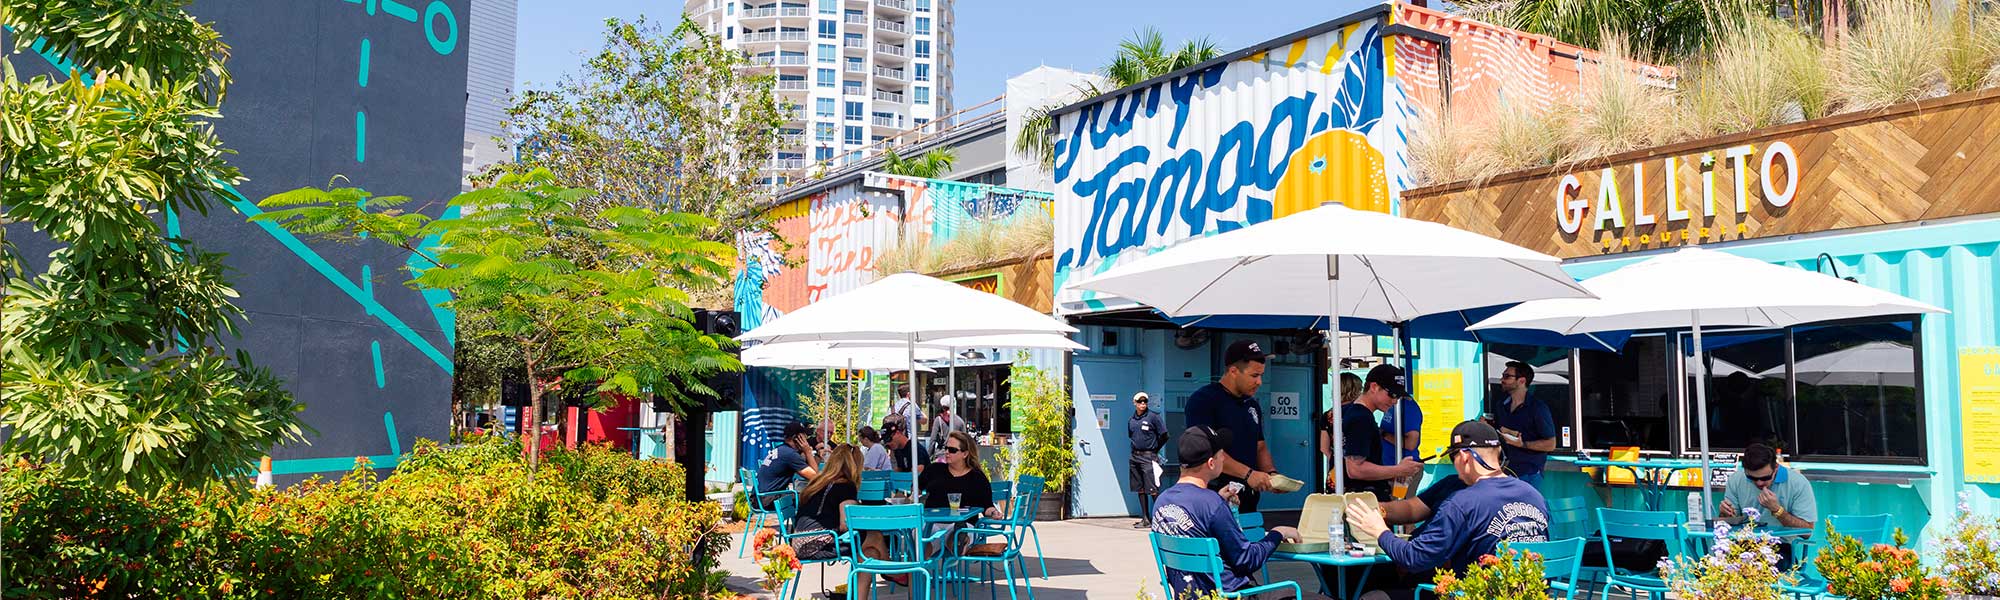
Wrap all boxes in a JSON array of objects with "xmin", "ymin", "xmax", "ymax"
[
  {"xmin": 1746, "ymin": 472, "xmax": 1775, "ymax": 482},
  {"xmin": 943, "ymin": 446, "xmax": 965, "ymax": 454}
]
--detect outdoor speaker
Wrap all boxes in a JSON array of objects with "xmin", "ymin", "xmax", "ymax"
[{"xmin": 691, "ymin": 309, "xmax": 743, "ymax": 412}]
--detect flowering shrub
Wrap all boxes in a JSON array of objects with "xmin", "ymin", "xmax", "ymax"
[
  {"xmin": 1939, "ymin": 492, "xmax": 2000, "ymax": 595},
  {"xmin": 751, "ymin": 527, "xmax": 801, "ymax": 593},
  {"xmin": 2, "ymin": 436, "xmax": 728, "ymax": 598},
  {"xmin": 1814, "ymin": 527, "xmax": 1947, "ymax": 600},
  {"xmin": 542, "ymin": 440, "xmax": 684, "ymax": 505},
  {"xmin": 1432, "ymin": 550, "xmax": 1551, "ymax": 600},
  {"xmin": 1663, "ymin": 519, "xmax": 1797, "ymax": 600}
]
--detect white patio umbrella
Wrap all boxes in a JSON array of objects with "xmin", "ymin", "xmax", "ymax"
[
  {"xmin": 1759, "ymin": 341, "xmax": 1916, "ymax": 455},
  {"xmin": 1469, "ymin": 247, "xmax": 1944, "ymax": 516},
  {"xmin": 833, "ymin": 334, "xmax": 1090, "ymax": 436},
  {"xmin": 1068, "ymin": 202, "xmax": 1593, "ymax": 495},
  {"xmin": 739, "ymin": 272, "xmax": 1078, "ymax": 499},
  {"xmin": 1488, "ymin": 357, "xmax": 1570, "ymax": 385},
  {"xmin": 742, "ymin": 342, "xmax": 943, "ymax": 445}
]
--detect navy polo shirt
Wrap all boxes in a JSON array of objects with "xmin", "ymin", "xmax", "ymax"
[
  {"xmin": 1184, "ymin": 382, "xmax": 1263, "ymax": 465},
  {"xmin": 1494, "ymin": 395, "xmax": 1557, "ymax": 479}
]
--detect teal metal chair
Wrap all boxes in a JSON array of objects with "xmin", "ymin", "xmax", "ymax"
[
  {"xmin": 1413, "ymin": 537, "xmax": 1590, "ymax": 600},
  {"xmin": 891, "ymin": 470, "xmax": 916, "ymax": 497},
  {"xmin": 1232, "ymin": 509, "xmax": 1273, "ymax": 584},
  {"xmin": 860, "ymin": 471, "xmax": 893, "ymax": 503},
  {"xmin": 843, "ymin": 503, "xmax": 952, "ymax": 600},
  {"xmin": 774, "ymin": 494, "xmax": 849, "ymax": 600},
  {"xmin": 1545, "ymin": 496, "xmax": 1607, "ymax": 591},
  {"xmin": 739, "ymin": 467, "xmax": 797, "ymax": 558},
  {"xmin": 1595, "ymin": 508, "xmax": 1692, "ymax": 600},
  {"xmin": 1149, "ymin": 532, "xmax": 1303, "ymax": 600},
  {"xmin": 998, "ymin": 476, "xmax": 1050, "ymax": 579},
  {"xmin": 943, "ymin": 488, "xmax": 1040, "ymax": 600},
  {"xmin": 990, "ymin": 480, "xmax": 1013, "ymax": 505},
  {"xmin": 1783, "ymin": 513, "xmax": 1894, "ymax": 599}
]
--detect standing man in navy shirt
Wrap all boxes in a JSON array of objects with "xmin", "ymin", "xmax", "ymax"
[
  {"xmin": 1184, "ymin": 340, "xmax": 1280, "ymax": 512},
  {"xmin": 1491, "ymin": 361, "xmax": 1558, "ymax": 487},
  {"xmin": 1128, "ymin": 391, "xmax": 1169, "ymax": 528}
]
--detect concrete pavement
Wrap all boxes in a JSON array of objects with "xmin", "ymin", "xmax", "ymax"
[{"xmin": 720, "ymin": 517, "xmax": 1341, "ymax": 599}]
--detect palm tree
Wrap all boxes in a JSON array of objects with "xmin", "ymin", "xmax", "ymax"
[
  {"xmin": 1458, "ymin": 0, "xmax": 1770, "ymax": 61},
  {"xmin": 880, "ymin": 147, "xmax": 958, "ymax": 179},
  {"xmin": 1013, "ymin": 28, "xmax": 1221, "ymax": 167}
]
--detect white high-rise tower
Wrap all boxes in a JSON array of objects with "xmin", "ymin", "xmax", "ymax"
[{"xmin": 688, "ymin": 0, "xmax": 954, "ymax": 186}]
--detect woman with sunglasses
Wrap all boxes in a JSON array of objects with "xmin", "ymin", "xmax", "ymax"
[{"xmin": 918, "ymin": 431, "xmax": 1003, "ymax": 519}]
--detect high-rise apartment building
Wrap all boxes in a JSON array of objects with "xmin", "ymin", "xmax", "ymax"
[{"xmin": 686, "ymin": 0, "xmax": 954, "ymax": 185}]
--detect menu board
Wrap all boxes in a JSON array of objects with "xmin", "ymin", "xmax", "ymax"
[
  {"xmin": 1414, "ymin": 369, "xmax": 1465, "ymax": 459},
  {"xmin": 1961, "ymin": 348, "xmax": 2000, "ymax": 482}
]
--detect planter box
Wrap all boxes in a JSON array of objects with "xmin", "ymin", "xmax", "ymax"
[{"xmin": 1036, "ymin": 489, "xmax": 1067, "ymax": 522}]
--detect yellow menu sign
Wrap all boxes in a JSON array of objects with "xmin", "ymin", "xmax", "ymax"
[
  {"xmin": 1962, "ymin": 348, "xmax": 2000, "ymax": 483},
  {"xmin": 1414, "ymin": 369, "xmax": 1465, "ymax": 461}
]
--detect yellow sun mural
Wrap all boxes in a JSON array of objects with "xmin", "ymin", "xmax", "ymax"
[{"xmin": 1272, "ymin": 128, "xmax": 1390, "ymax": 219}]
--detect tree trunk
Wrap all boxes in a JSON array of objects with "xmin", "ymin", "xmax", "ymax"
[
  {"xmin": 525, "ymin": 358, "xmax": 543, "ymax": 470},
  {"xmin": 448, "ymin": 365, "xmax": 465, "ymax": 441}
]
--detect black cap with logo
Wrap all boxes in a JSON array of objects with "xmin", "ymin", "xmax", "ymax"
[
  {"xmin": 1446, "ymin": 420, "xmax": 1504, "ymax": 452},
  {"xmin": 1177, "ymin": 425, "xmax": 1236, "ymax": 465},
  {"xmin": 1223, "ymin": 339, "xmax": 1270, "ymax": 366},
  {"xmin": 1366, "ymin": 363, "xmax": 1409, "ymax": 398}
]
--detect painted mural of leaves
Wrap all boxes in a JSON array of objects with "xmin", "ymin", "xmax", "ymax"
[{"xmin": 1329, "ymin": 23, "xmax": 1388, "ymax": 135}]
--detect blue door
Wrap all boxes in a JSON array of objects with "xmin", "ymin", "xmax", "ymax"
[{"xmin": 1072, "ymin": 354, "xmax": 1144, "ymax": 518}]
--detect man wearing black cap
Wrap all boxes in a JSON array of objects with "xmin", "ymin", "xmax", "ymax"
[
  {"xmin": 755, "ymin": 422, "xmax": 821, "ymax": 508},
  {"xmin": 1346, "ymin": 421, "xmax": 1550, "ymax": 599},
  {"xmin": 1340, "ymin": 365, "xmax": 1424, "ymax": 499},
  {"xmin": 1152, "ymin": 426, "xmax": 1300, "ymax": 598},
  {"xmin": 1184, "ymin": 339, "xmax": 1280, "ymax": 512},
  {"xmin": 881, "ymin": 420, "xmax": 930, "ymax": 475}
]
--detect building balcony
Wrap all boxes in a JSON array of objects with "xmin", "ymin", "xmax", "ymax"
[
  {"xmin": 870, "ymin": 115, "xmax": 901, "ymax": 128},
  {"xmin": 778, "ymin": 133, "xmax": 806, "ymax": 146},
  {"xmin": 782, "ymin": 107, "xmax": 808, "ymax": 121},
  {"xmin": 873, "ymin": 89, "xmax": 904, "ymax": 103},
  {"xmin": 844, "ymin": 13, "xmax": 867, "ymax": 24},
  {"xmin": 842, "ymin": 84, "xmax": 866, "ymax": 96},
  {"xmin": 774, "ymin": 79, "xmax": 810, "ymax": 91},
  {"xmin": 768, "ymin": 158, "xmax": 807, "ymax": 171},
  {"xmin": 875, "ymin": 43, "xmax": 906, "ymax": 58},
  {"xmin": 875, "ymin": 0, "xmax": 910, "ymax": 13},
  {"xmin": 742, "ymin": 30, "xmax": 810, "ymax": 43},
  {"xmin": 843, "ymin": 61, "xmax": 866, "ymax": 73},
  {"xmin": 742, "ymin": 5, "xmax": 811, "ymax": 18},
  {"xmin": 874, "ymin": 66, "xmax": 905, "ymax": 80},
  {"xmin": 875, "ymin": 19, "xmax": 909, "ymax": 35},
  {"xmin": 748, "ymin": 54, "xmax": 810, "ymax": 67}
]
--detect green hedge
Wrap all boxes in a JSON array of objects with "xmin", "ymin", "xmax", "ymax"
[{"xmin": 1, "ymin": 437, "xmax": 731, "ymax": 599}]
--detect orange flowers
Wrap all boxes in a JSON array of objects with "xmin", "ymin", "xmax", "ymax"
[
  {"xmin": 752, "ymin": 527, "xmax": 779, "ymax": 553},
  {"xmin": 1479, "ymin": 554, "xmax": 1502, "ymax": 566},
  {"xmin": 1890, "ymin": 578, "xmax": 1910, "ymax": 592}
]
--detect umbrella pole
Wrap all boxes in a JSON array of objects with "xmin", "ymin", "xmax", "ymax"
[
  {"xmin": 1329, "ymin": 256, "xmax": 1346, "ymax": 496},
  {"xmin": 1692, "ymin": 313, "xmax": 1713, "ymax": 524},
  {"xmin": 1393, "ymin": 322, "xmax": 1406, "ymax": 497},
  {"xmin": 847, "ymin": 359, "xmax": 857, "ymax": 443},
  {"xmin": 1878, "ymin": 377, "xmax": 1887, "ymax": 454},
  {"xmin": 949, "ymin": 346, "xmax": 958, "ymax": 438},
  {"xmin": 908, "ymin": 335, "xmax": 921, "ymax": 500}
]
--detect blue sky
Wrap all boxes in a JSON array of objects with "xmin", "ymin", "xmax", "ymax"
[{"xmin": 514, "ymin": 0, "xmax": 1382, "ymax": 102}]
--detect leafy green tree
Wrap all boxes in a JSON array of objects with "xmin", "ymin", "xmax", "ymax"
[
  {"xmin": 879, "ymin": 147, "xmax": 959, "ymax": 179},
  {"xmin": 1453, "ymin": 0, "xmax": 1767, "ymax": 61},
  {"xmin": 1014, "ymin": 28, "xmax": 1219, "ymax": 166},
  {"xmin": 253, "ymin": 169, "xmax": 739, "ymax": 467},
  {"xmin": 491, "ymin": 16, "xmax": 785, "ymax": 310},
  {"xmin": 0, "ymin": 0, "xmax": 307, "ymax": 495}
]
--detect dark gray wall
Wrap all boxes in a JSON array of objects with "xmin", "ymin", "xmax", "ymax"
[{"xmin": 5, "ymin": 0, "xmax": 471, "ymax": 481}]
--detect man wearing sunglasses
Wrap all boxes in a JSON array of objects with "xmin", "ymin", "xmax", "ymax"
[{"xmin": 1717, "ymin": 444, "xmax": 1815, "ymax": 569}]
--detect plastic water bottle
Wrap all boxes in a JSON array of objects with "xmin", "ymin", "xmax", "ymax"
[
  {"xmin": 1328, "ymin": 508, "xmax": 1346, "ymax": 555},
  {"xmin": 1687, "ymin": 493, "xmax": 1707, "ymax": 532}
]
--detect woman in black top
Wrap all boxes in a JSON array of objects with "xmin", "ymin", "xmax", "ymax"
[
  {"xmin": 919, "ymin": 432, "xmax": 1003, "ymax": 518},
  {"xmin": 796, "ymin": 446, "xmax": 898, "ymax": 588}
]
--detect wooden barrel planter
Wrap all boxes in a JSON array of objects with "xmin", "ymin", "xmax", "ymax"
[{"xmin": 1035, "ymin": 487, "xmax": 1068, "ymax": 521}]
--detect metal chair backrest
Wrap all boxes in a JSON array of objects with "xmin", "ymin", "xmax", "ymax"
[
  {"xmin": 1596, "ymin": 508, "xmax": 1690, "ymax": 565},
  {"xmin": 890, "ymin": 470, "xmax": 915, "ymax": 493},
  {"xmin": 772, "ymin": 493, "xmax": 798, "ymax": 522},
  {"xmin": 844, "ymin": 503, "xmax": 927, "ymax": 560},
  {"xmin": 991, "ymin": 480, "xmax": 1013, "ymax": 504},
  {"xmin": 1825, "ymin": 513, "xmax": 1893, "ymax": 547},
  {"xmin": 1545, "ymin": 496, "xmax": 1595, "ymax": 541},
  {"xmin": 1504, "ymin": 537, "xmax": 1588, "ymax": 590},
  {"xmin": 1151, "ymin": 532, "xmax": 1227, "ymax": 595},
  {"xmin": 994, "ymin": 478, "xmax": 1044, "ymax": 528},
  {"xmin": 1018, "ymin": 474, "xmax": 1046, "ymax": 490},
  {"xmin": 1236, "ymin": 510, "xmax": 1267, "ymax": 539},
  {"xmin": 858, "ymin": 471, "xmax": 892, "ymax": 502}
]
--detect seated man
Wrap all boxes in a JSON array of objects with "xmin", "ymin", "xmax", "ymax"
[
  {"xmin": 755, "ymin": 422, "xmax": 820, "ymax": 508},
  {"xmin": 1152, "ymin": 426, "xmax": 1300, "ymax": 597},
  {"xmin": 1348, "ymin": 421, "xmax": 1550, "ymax": 600},
  {"xmin": 1718, "ymin": 443, "xmax": 1816, "ymax": 568},
  {"xmin": 881, "ymin": 420, "xmax": 930, "ymax": 476}
]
